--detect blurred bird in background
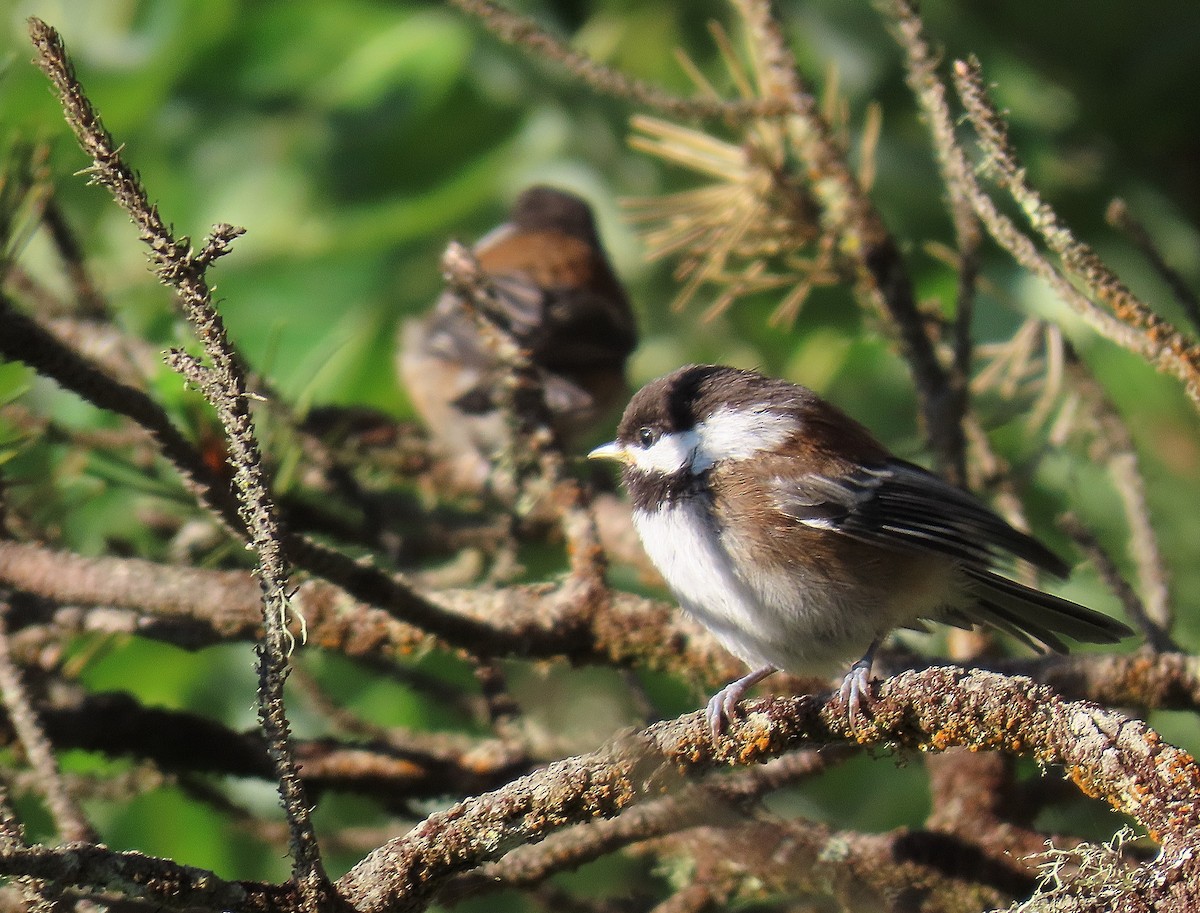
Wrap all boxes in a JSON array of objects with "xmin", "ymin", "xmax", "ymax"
[{"xmin": 399, "ymin": 185, "xmax": 637, "ymax": 497}]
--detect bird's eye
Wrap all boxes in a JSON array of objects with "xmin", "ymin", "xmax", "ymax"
[{"xmin": 636, "ymin": 426, "xmax": 658, "ymax": 448}]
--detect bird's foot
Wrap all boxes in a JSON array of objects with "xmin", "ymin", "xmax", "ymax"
[
  {"xmin": 836, "ymin": 660, "xmax": 876, "ymax": 733},
  {"xmin": 705, "ymin": 686, "xmax": 743, "ymax": 742},
  {"xmin": 835, "ymin": 638, "xmax": 882, "ymax": 734},
  {"xmin": 705, "ymin": 666, "xmax": 777, "ymax": 742}
]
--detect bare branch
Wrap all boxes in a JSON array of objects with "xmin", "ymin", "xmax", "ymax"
[
  {"xmin": 1058, "ymin": 517, "xmax": 1175, "ymax": 654},
  {"xmin": 952, "ymin": 57, "xmax": 1200, "ymax": 408},
  {"xmin": 28, "ymin": 18, "xmax": 328, "ymax": 906}
]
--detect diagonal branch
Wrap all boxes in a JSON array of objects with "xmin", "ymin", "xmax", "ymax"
[
  {"xmin": 0, "ymin": 842, "xmax": 281, "ymax": 913},
  {"xmin": 437, "ymin": 749, "xmax": 841, "ymax": 905},
  {"xmin": 877, "ymin": 0, "xmax": 983, "ymax": 485},
  {"xmin": 1107, "ymin": 197, "xmax": 1200, "ymax": 336},
  {"xmin": 952, "ymin": 56, "xmax": 1200, "ymax": 409}
]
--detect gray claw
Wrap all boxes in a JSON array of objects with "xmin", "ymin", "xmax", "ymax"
[
  {"xmin": 837, "ymin": 661, "xmax": 874, "ymax": 732},
  {"xmin": 706, "ymin": 683, "xmax": 743, "ymax": 741},
  {"xmin": 705, "ymin": 666, "xmax": 778, "ymax": 743}
]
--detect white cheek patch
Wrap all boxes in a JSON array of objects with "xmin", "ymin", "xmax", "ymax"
[
  {"xmin": 629, "ymin": 429, "xmax": 700, "ymax": 475},
  {"xmin": 692, "ymin": 408, "xmax": 795, "ymax": 471}
]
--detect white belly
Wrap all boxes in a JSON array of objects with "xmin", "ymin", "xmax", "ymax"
[{"xmin": 632, "ymin": 501, "xmax": 881, "ymax": 674}]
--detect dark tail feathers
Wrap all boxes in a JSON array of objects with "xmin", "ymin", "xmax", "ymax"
[{"xmin": 958, "ymin": 568, "xmax": 1133, "ymax": 653}]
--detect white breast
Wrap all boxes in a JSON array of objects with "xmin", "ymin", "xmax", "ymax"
[{"xmin": 632, "ymin": 499, "xmax": 878, "ymax": 674}]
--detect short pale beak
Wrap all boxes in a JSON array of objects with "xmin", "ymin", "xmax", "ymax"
[{"xmin": 588, "ymin": 441, "xmax": 630, "ymax": 464}]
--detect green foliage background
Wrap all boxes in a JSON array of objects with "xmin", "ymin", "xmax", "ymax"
[{"xmin": 1, "ymin": 0, "xmax": 1199, "ymax": 899}]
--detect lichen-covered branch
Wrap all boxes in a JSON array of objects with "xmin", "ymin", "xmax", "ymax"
[
  {"xmin": 0, "ymin": 539, "xmax": 738, "ymax": 683},
  {"xmin": 437, "ymin": 749, "xmax": 840, "ymax": 905},
  {"xmin": 336, "ymin": 668, "xmax": 1200, "ymax": 912},
  {"xmin": 1107, "ymin": 198, "xmax": 1200, "ymax": 336}
]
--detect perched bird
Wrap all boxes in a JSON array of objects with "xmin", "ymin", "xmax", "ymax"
[
  {"xmin": 589, "ymin": 364, "xmax": 1132, "ymax": 738},
  {"xmin": 400, "ymin": 185, "xmax": 637, "ymax": 494}
]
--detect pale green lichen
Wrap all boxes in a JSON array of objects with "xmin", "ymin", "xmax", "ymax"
[{"xmin": 1007, "ymin": 828, "xmax": 1143, "ymax": 912}]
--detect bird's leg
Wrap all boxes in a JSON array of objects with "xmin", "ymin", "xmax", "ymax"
[
  {"xmin": 837, "ymin": 637, "xmax": 882, "ymax": 731},
  {"xmin": 706, "ymin": 665, "xmax": 777, "ymax": 741}
]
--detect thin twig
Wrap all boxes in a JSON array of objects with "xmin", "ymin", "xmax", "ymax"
[
  {"xmin": 1106, "ymin": 197, "xmax": 1200, "ymax": 335},
  {"xmin": 471, "ymin": 659, "xmax": 523, "ymax": 739},
  {"xmin": 27, "ymin": 19, "xmax": 329, "ymax": 908},
  {"xmin": 877, "ymin": 0, "xmax": 980, "ymax": 485},
  {"xmin": 41, "ymin": 195, "xmax": 108, "ymax": 318},
  {"xmin": 448, "ymin": 0, "xmax": 801, "ymax": 122},
  {"xmin": 732, "ymin": 0, "xmax": 964, "ymax": 479},
  {"xmin": 1058, "ymin": 515, "xmax": 1175, "ymax": 653},
  {"xmin": 1109, "ymin": 450, "xmax": 1173, "ymax": 634},
  {"xmin": 0, "ymin": 598, "xmax": 97, "ymax": 844},
  {"xmin": 952, "ymin": 57, "xmax": 1200, "ymax": 408},
  {"xmin": 440, "ymin": 241, "xmax": 609, "ymax": 589},
  {"xmin": 892, "ymin": 43, "xmax": 1200, "ymax": 420},
  {"xmin": 1060, "ymin": 349, "xmax": 1173, "ymax": 639},
  {"xmin": 927, "ymin": 72, "xmax": 1182, "ymax": 431}
]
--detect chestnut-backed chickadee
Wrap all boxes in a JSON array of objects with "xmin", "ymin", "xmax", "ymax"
[
  {"xmin": 590, "ymin": 364, "xmax": 1132, "ymax": 737},
  {"xmin": 400, "ymin": 185, "xmax": 637, "ymax": 494}
]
